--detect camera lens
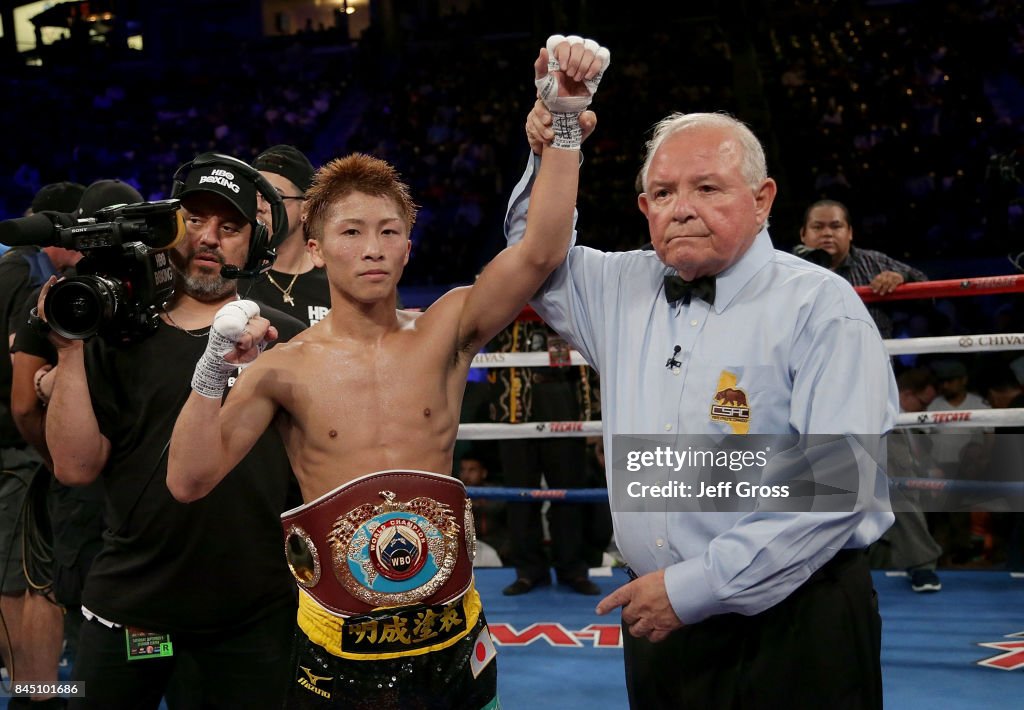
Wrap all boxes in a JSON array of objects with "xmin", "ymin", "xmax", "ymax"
[{"xmin": 44, "ymin": 276, "xmax": 121, "ymax": 339}]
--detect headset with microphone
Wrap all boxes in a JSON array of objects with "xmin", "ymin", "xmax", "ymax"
[{"xmin": 171, "ymin": 152, "xmax": 288, "ymax": 279}]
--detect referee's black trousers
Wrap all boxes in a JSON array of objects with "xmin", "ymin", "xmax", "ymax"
[{"xmin": 623, "ymin": 549, "xmax": 882, "ymax": 709}]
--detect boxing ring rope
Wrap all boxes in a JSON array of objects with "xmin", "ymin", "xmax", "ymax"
[
  {"xmin": 853, "ymin": 274, "xmax": 1024, "ymax": 303},
  {"xmin": 465, "ymin": 486, "xmax": 610, "ymax": 502},
  {"xmin": 458, "ymin": 409, "xmax": 1024, "ymax": 438},
  {"xmin": 463, "ymin": 275, "xmax": 1024, "ymax": 502},
  {"xmin": 469, "ymin": 333, "xmax": 1024, "ymax": 368}
]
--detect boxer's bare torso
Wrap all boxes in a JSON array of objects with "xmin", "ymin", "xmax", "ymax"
[{"xmin": 231, "ymin": 293, "xmax": 475, "ymax": 502}]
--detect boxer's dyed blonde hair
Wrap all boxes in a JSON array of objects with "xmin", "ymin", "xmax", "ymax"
[{"xmin": 303, "ymin": 153, "xmax": 418, "ymax": 241}]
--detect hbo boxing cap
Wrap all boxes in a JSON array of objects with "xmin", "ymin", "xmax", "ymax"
[{"xmin": 177, "ymin": 162, "xmax": 258, "ymax": 224}]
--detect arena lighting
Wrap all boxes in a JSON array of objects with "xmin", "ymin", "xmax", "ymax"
[{"xmin": 331, "ymin": 0, "xmax": 357, "ymax": 14}]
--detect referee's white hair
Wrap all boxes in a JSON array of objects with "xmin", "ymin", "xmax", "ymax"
[{"xmin": 639, "ymin": 112, "xmax": 769, "ymax": 194}]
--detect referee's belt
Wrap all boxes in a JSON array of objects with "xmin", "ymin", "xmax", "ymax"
[{"xmin": 281, "ymin": 470, "xmax": 476, "ymax": 618}]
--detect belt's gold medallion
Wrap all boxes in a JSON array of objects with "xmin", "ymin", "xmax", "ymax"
[{"xmin": 328, "ymin": 490, "xmax": 460, "ymax": 607}]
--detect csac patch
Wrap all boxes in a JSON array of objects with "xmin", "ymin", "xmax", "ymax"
[{"xmin": 710, "ymin": 371, "xmax": 750, "ymax": 434}]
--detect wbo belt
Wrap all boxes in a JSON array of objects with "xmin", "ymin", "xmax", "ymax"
[{"xmin": 281, "ymin": 470, "xmax": 476, "ymax": 618}]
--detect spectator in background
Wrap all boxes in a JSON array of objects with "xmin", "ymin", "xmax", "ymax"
[
  {"xmin": 247, "ymin": 145, "xmax": 331, "ymax": 327},
  {"xmin": 799, "ymin": 199, "xmax": 928, "ymax": 338},
  {"xmin": 29, "ymin": 181, "xmax": 86, "ymax": 217},
  {"xmin": 986, "ymin": 365, "xmax": 1024, "ymax": 411},
  {"xmin": 927, "ymin": 358, "xmax": 994, "ymax": 477},
  {"xmin": 927, "ymin": 358, "xmax": 996, "ymax": 564},
  {"xmin": 980, "ymin": 361, "xmax": 1024, "ymax": 571},
  {"xmin": 457, "ymin": 451, "xmax": 509, "ymax": 567},
  {"xmin": 871, "ymin": 368, "xmax": 943, "ymax": 592}
]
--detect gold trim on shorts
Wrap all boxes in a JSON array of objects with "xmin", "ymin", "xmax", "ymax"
[{"xmin": 297, "ymin": 582, "xmax": 481, "ymax": 660}]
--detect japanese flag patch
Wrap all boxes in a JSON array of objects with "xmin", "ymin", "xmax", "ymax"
[{"xmin": 470, "ymin": 626, "xmax": 498, "ymax": 678}]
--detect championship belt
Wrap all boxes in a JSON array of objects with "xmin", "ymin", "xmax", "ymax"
[{"xmin": 281, "ymin": 470, "xmax": 476, "ymax": 617}]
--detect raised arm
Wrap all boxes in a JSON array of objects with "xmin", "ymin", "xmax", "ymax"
[
  {"xmin": 457, "ymin": 35, "xmax": 609, "ymax": 350},
  {"xmin": 167, "ymin": 300, "xmax": 280, "ymax": 502}
]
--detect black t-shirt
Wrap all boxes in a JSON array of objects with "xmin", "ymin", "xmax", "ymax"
[
  {"xmin": 0, "ymin": 247, "xmax": 55, "ymax": 446},
  {"xmin": 80, "ymin": 303, "xmax": 305, "ymax": 633},
  {"xmin": 243, "ymin": 267, "xmax": 331, "ymax": 328},
  {"xmin": 11, "ymin": 284, "xmax": 55, "ymax": 362}
]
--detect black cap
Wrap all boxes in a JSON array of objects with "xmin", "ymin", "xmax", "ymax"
[
  {"xmin": 251, "ymin": 145, "xmax": 315, "ymax": 193},
  {"xmin": 78, "ymin": 179, "xmax": 144, "ymax": 218},
  {"xmin": 176, "ymin": 162, "xmax": 258, "ymax": 224},
  {"xmin": 31, "ymin": 181, "xmax": 86, "ymax": 214}
]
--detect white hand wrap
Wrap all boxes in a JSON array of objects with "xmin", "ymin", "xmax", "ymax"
[
  {"xmin": 534, "ymin": 34, "xmax": 610, "ymax": 150},
  {"xmin": 191, "ymin": 300, "xmax": 261, "ymax": 399}
]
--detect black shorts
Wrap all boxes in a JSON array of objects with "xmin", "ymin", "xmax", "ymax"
[
  {"xmin": 0, "ymin": 447, "xmax": 44, "ymax": 594},
  {"xmin": 286, "ymin": 612, "xmax": 499, "ymax": 710}
]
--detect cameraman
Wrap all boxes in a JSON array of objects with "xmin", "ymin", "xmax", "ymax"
[
  {"xmin": 12, "ymin": 179, "xmax": 145, "ymax": 468},
  {"xmin": 0, "ymin": 180, "xmax": 84, "ymax": 708},
  {"xmin": 40, "ymin": 157, "xmax": 305, "ymax": 709}
]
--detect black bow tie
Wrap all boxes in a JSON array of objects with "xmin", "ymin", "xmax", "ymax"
[{"xmin": 664, "ymin": 274, "xmax": 716, "ymax": 305}]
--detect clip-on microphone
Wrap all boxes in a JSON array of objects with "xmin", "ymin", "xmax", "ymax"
[{"xmin": 666, "ymin": 345, "xmax": 682, "ymax": 370}]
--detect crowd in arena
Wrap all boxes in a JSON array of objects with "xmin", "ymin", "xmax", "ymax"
[{"xmin": 3, "ymin": 2, "xmax": 1021, "ymax": 265}]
